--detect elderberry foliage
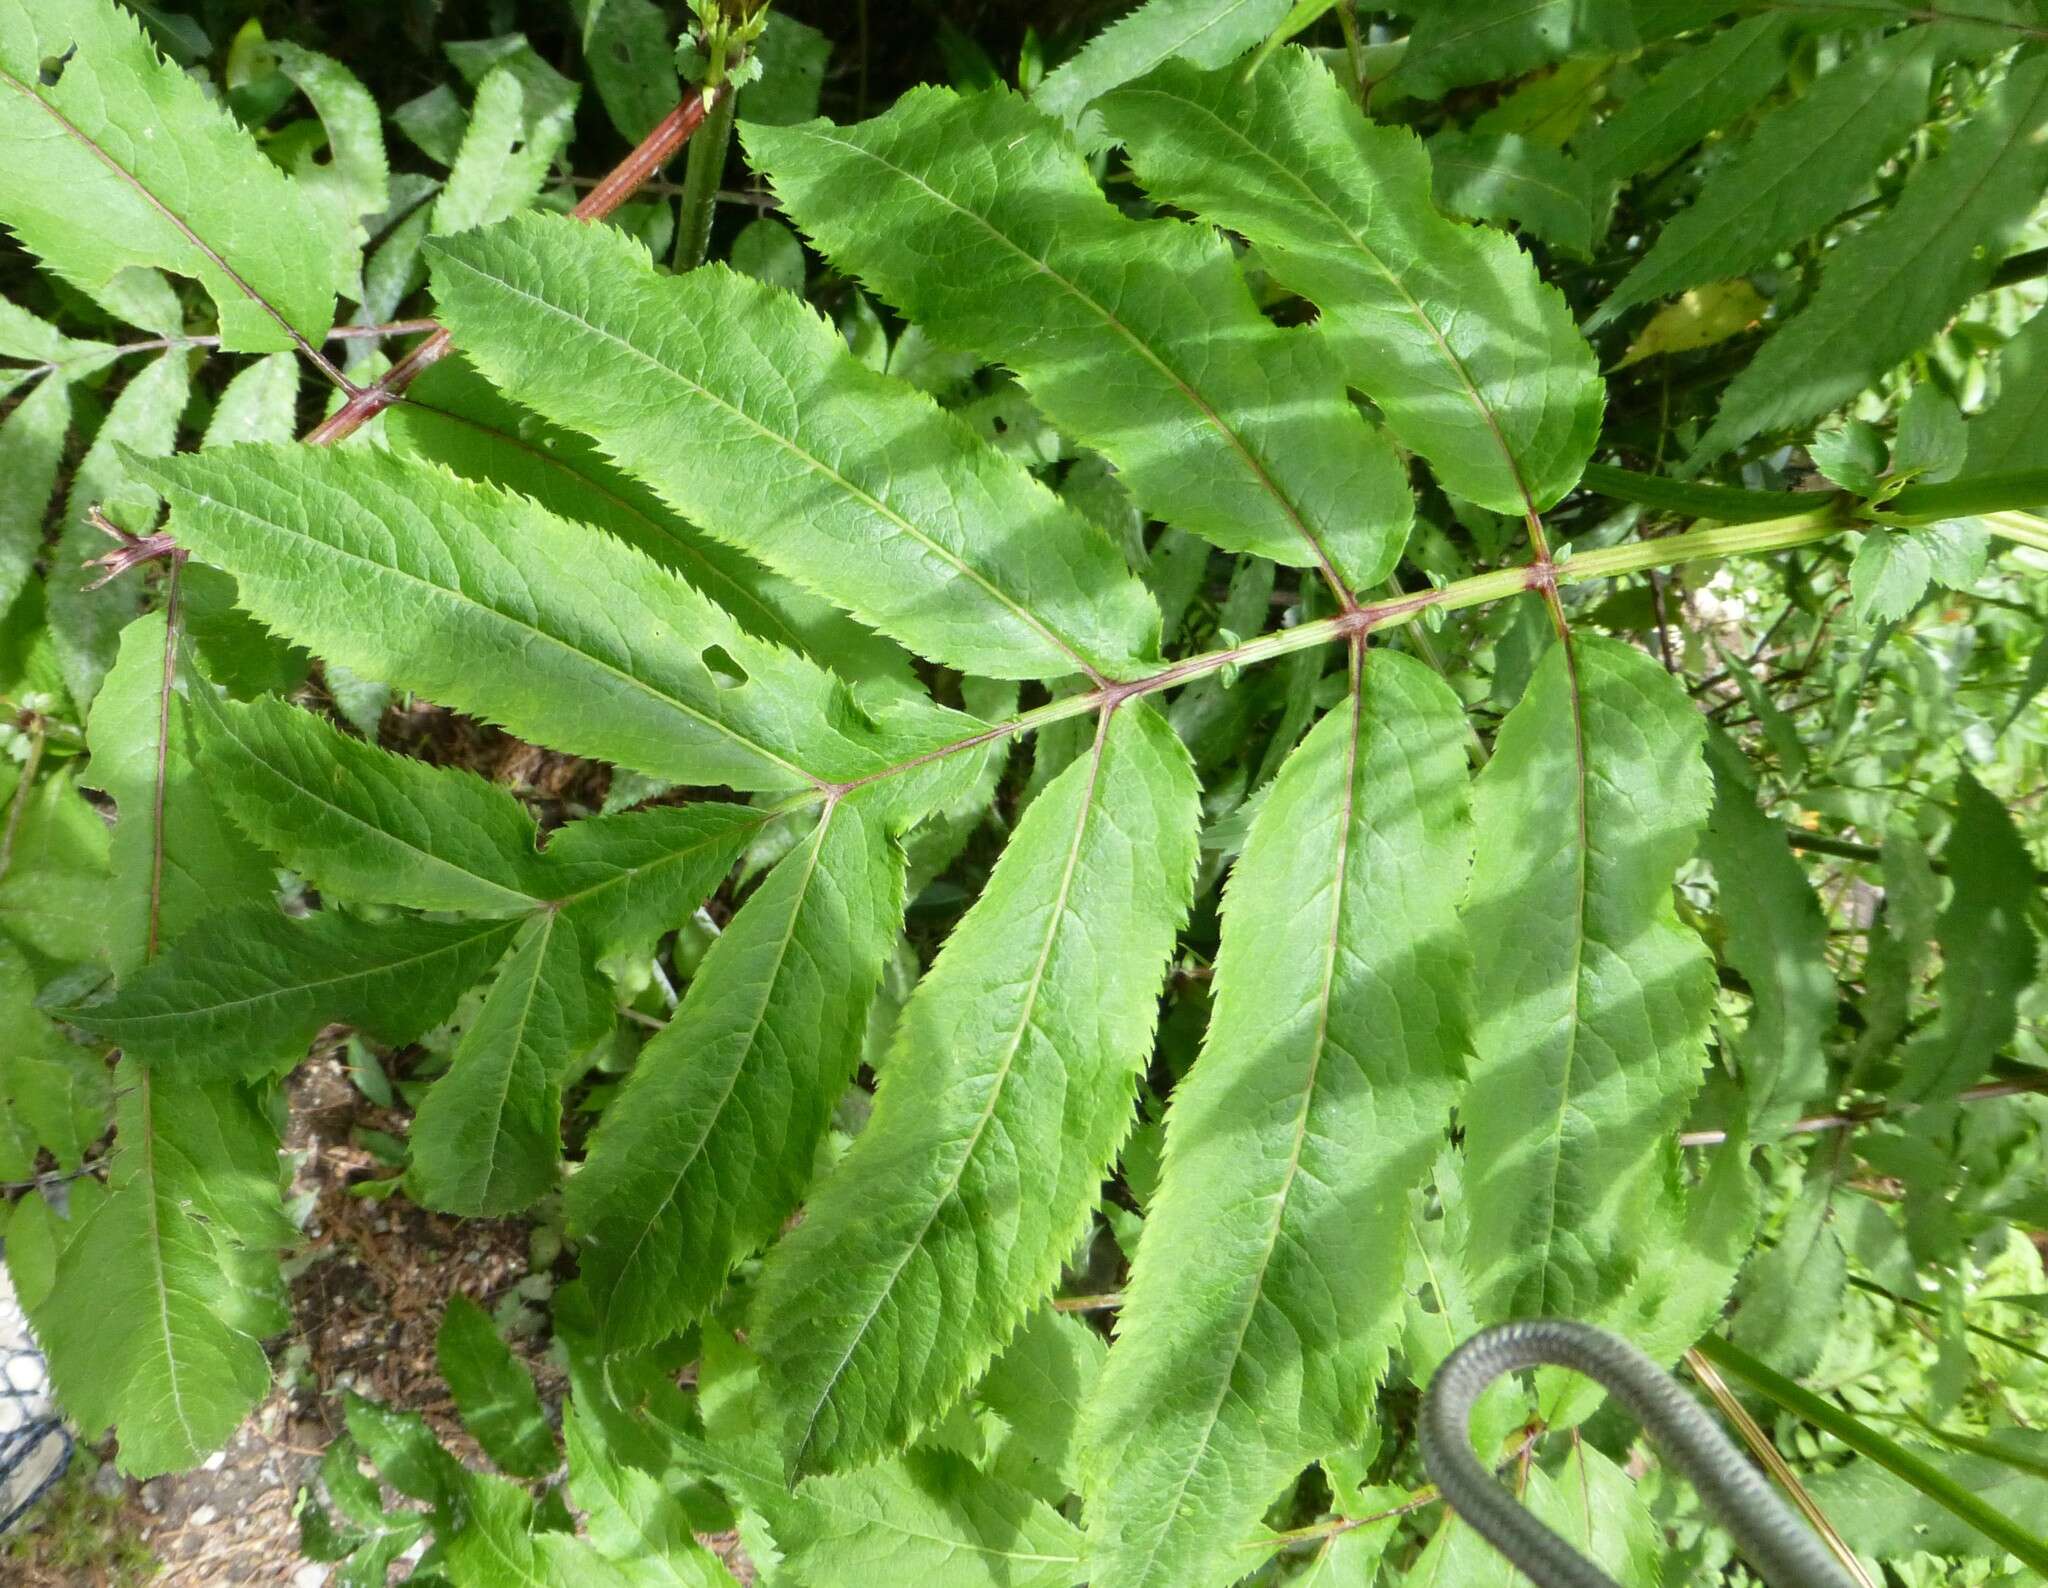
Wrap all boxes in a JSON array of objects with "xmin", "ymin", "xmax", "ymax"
[{"xmin": 2, "ymin": 2, "xmax": 2047, "ymax": 1584}]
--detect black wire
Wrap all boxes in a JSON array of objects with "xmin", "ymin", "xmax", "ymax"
[{"xmin": 1421, "ymin": 1320, "xmax": 1858, "ymax": 1588}]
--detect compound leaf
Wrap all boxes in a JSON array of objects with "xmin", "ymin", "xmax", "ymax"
[
  {"xmin": 752, "ymin": 704, "xmax": 1198, "ymax": 1475},
  {"xmin": 1103, "ymin": 50, "xmax": 1603, "ymax": 518},
  {"xmin": 428, "ymin": 213, "xmax": 1160, "ymax": 684},
  {"xmin": 1083, "ymin": 652, "xmax": 1473, "ymax": 1588},
  {"xmin": 745, "ymin": 87, "xmax": 1411, "ymax": 594}
]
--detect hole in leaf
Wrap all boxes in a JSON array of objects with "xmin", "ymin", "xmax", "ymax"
[
  {"xmin": 38, "ymin": 44, "xmax": 78, "ymax": 86},
  {"xmin": 702, "ymin": 644, "xmax": 748, "ymax": 689},
  {"xmin": 1417, "ymin": 1283, "xmax": 1441, "ymax": 1316}
]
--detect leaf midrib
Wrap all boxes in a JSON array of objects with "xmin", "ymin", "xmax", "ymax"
[
  {"xmin": 788, "ymin": 713, "xmax": 1110, "ymax": 1469},
  {"xmin": 1527, "ymin": 642, "xmax": 1591, "ymax": 1317},
  {"xmin": 135, "ymin": 1068, "xmax": 200, "ymax": 1456},
  {"xmin": 96, "ymin": 917, "xmax": 518, "ymax": 1033},
  {"xmin": 431, "ymin": 248, "xmax": 1110, "ymax": 682},
  {"xmin": 1114, "ymin": 82, "xmax": 1540, "ymax": 517},
  {"xmin": 400, "ymin": 397, "xmax": 813, "ymax": 656},
  {"xmin": 0, "ymin": 65, "xmax": 311, "ymax": 355},
  {"xmin": 790, "ymin": 124, "xmax": 1352, "ymax": 595},
  {"xmin": 167, "ymin": 475, "xmax": 822, "ymax": 790},
  {"xmin": 469, "ymin": 917, "xmax": 556, "ymax": 1210},
  {"xmin": 209, "ymin": 702, "xmax": 540, "ymax": 913},
  {"xmin": 601, "ymin": 804, "xmax": 835, "ymax": 1321},
  {"xmin": 1121, "ymin": 680, "xmax": 1363, "ymax": 1583}
]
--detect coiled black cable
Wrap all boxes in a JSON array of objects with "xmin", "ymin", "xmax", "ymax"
[{"xmin": 1420, "ymin": 1320, "xmax": 1858, "ymax": 1588}]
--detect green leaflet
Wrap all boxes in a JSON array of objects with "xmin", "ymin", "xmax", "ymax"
[
  {"xmin": 49, "ymin": 349, "xmax": 188, "ymax": 712},
  {"xmin": 1967, "ymin": 304, "xmax": 2048, "ymax": 481},
  {"xmin": 569, "ymin": 796, "xmax": 904, "ymax": 1349},
  {"xmin": 1458, "ymin": 635, "xmax": 1715, "ymax": 1321},
  {"xmin": 0, "ymin": 943, "xmax": 106, "ymax": 1178},
  {"xmin": 192, "ymin": 690, "xmax": 547, "ymax": 917},
  {"xmin": 199, "ymin": 352, "xmax": 302, "ymax": 450},
  {"xmin": 1030, "ymin": 0, "xmax": 1291, "ymax": 129},
  {"xmin": 977, "ymin": 1305, "xmax": 1107, "ymax": 1495},
  {"xmin": 1693, "ymin": 50, "xmax": 2048, "ymax": 465},
  {"xmin": 1392, "ymin": 0, "xmax": 1636, "ymax": 100},
  {"xmin": 1898, "ymin": 772, "xmax": 2039, "ymax": 1104},
  {"xmin": 433, "ymin": 57, "xmax": 578, "ymax": 238},
  {"xmin": 85, "ymin": 613, "xmax": 274, "ymax": 975},
  {"xmin": 410, "ymin": 912, "xmax": 608, "ymax": 1217},
  {"xmin": 689, "ymin": 1330, "xmax": 1088, "ymax": 1588},
  {"xmin": 1102, "ymin": 50, "xmax": 1603, "ymax": 518},
  {"xmin": 436, "ymin": 1294, "xmax": 557, "ymax": 1478},
  {"xmin": 543, "ymin": 804, "xmax": 764, "ymax": 961},
  {"xmin": 0, "ymin": 374, "xmax": 66, "ymax": 619},
  {"xmin": 1596, "ymin": 26, "xmax": 1941, "ymax": 326},
  {"xmin": 563, "ymin": 1405, "xmax": 735, "ymax": 1587},
  {"xmin": 1574, "ymin": 15, "xmax": 1795, "ymax": 184},
  {"xmin": 1082, "ymin": 653, "xmax": 1473, "ymax": 1588},
  {"xmin": 1733, "ymin": 1164, "xmax": 1847, "ymax": 1377},
  {"xmin": 1428, "ymin": 131, "xmax": 1603, "ymax": 257},
  {"xmin": 1701, "ymin": 730, "xmax": 1834, "ymax": 1138},
  {"xmin": 442, "ymin": 1471, "xmax": 639, "ymax": 1588},
  {"xmin": 1415, "ymin": 1448, "xmax": 1664, "ymax": 1588},
  {"xmin": 140, "ymin": 445, "xmax": 975, "ymax": 793},
  {"xmin": 1800, "ymin": 1430, "xmax": 2048, "ymax": 1563},
  {"xmin": 771, "ymin": 1449, "xmax": 1088, "ymax": 1588},
  {"xmin": 0, "ymin": 763, "xmax": 111, "ymax": 972},
  {"xmin": 753, "ymin": 704, "xmax": 1199, "ymax": 1475},
  {"xmin": 744, "ymin": 88, "xmax": 1411, "ymax": 594},
  {"xmin": 386, "ymin": 356, "xmax": 923, "ymax": 700},
  {"xmin": 63, "ymin": 905, "xmax": 521, "ymax": 1080},
  {"xmin": 570, "ymin": 0, "xmax": 680, "ymax": 143},
  {"xmin": 271, "ymin": 42, "xmax": 390, "ymax": 233},
  {"xmin": 0, "ymin": 0, "xmax": 343, "ymax": 352},
  {"xmin": 428, "ymin": 213, "xmax": 1160, "ymax": 684},
  {"xmin": 32, "ymin": 1062, "xmax": 293, "ymax": 1477}
]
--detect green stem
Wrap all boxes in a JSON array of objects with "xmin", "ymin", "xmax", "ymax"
[
  {"xmin": 673, "ymin": 82, "xmax": 736, "ymax": 273},
  {"xmin": 1980, "ymin": 510, "xmax": 2048, "ymax": 554},
  {"xmin": 1694, "ymin": 1333, "xmax": 2048, "ymax": 1574},
  {"xmin": 831, "ymin": 507, "xmax": 1855, "ymax": 797}
]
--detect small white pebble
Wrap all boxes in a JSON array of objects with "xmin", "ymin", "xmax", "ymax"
[
  {"xmin": 202, "ymin": 1450, "xmax": 226, "ymax": 1472},
  {"xmin": 293, "ymin": 1564, "xmax": 332, "ymax": 1588},
  {"xmin": 189, "ymin": 1503, "xmax": 219, "ymax": 1528}
]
